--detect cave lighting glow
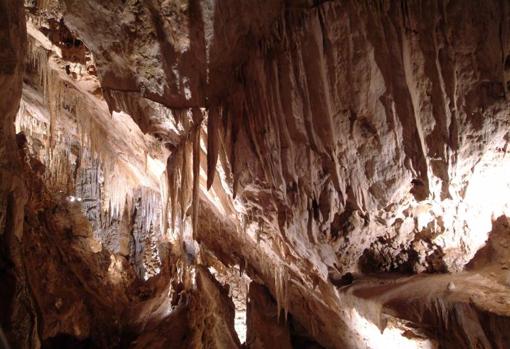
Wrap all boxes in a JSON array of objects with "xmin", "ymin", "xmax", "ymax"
[
  {"xmin": 350, "ymin": 308, "xmax": 437, "ymax": 349},
  {"xmin": 66, "ymin": 195, "xmax": 82, "ymax": 203},
  {"xmin": 462, "ymin": 155, "xmax": 510, "ymax": 233},
  {"xmin": 234, "ymin": 309, "xmax": 247, "ymax": 344},
  {"xmin": 146, "ymin": 154, "xmax": 167, "ymax": 179},
  {"xmin": 108, "ymin": 254, "xmax": 124, "ymax": 284},
  {"xmin": 410, "ymin": 150, "xmax": 510, "ymax": 268},
  {"xmin": 448, "ymin": 152, "xmax": 510, "ymax": 261}
]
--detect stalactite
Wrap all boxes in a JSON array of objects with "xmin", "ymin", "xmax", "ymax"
[
  {"xmin": 160, "ymin": 166, "xmax": 169, "ymax": 237},
  {"xmin": 192, "ymin": 126, "xmax": 200, "ymax": 240},
  {"xmin": 274, "ymin": 264, "xmax": 289, "ymax": 323},
  {"xmin": 21, "ymin": 31, "xmax": 174, "ymax": 254},
  {"xmin": 207, "ymin": 105, "xmax": 220, "ymax": 189},
  {"xmin": 46, "ymin": 69, "xmax": 59, "ymax": 150},
  {"xmin": 167, "ymin": 148, "xmax": 180, "ymax": 234},
  {"xmin": 180, "ymin": 138, "xmax": 192, "ymax": 225},
  {"xmin": 191, "ymin": 108, "xmax": 204, "ymax": 240}
]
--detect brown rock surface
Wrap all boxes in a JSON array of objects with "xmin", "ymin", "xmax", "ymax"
[
  {"xmin": 130, "ymin": 266, "xmax": 241, "ymax": 349},
  {"xmin": 1, "ymin": 0, "xmax": 510, "ymax": 348},
  {"xmin": 0, "ymin": 1, "xmax": 30, "ymax": 348},
  {"xmin": 246, "ymin": 282, "xmax": 293, "ymax": 349}
]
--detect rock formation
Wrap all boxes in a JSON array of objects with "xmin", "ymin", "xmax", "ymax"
[{"xmin": 1, "ymin": 0, "xmax": 510, "ymax": 348}]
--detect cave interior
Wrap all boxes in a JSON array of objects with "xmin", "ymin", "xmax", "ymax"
[{"xmin": 1, "ymin": 0, "xmax": 510, "ymax": 348}]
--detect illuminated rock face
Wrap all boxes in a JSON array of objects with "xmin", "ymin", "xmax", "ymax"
[
  {"xmin": 1, "ymin": 0, "xmax": 510, "ymax": 348},
  {"xmin": 61, "ymin": 0, "xmax": 510, "ymax": 272}
]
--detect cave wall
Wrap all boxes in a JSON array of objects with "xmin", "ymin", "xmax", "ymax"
[
  {"xmin": 60, "ymin": 0, "xmax": 510, "ymax": 275},
  {"xmin": 203, "ymin": 0, "xmax": 510, "ymax": 278},
  {"xmin": 0, "ymin": 0, "xmax": 26, "ymax": 255},
  {"xmin": 245, "ymin": 282, "xmax": 293, "ymax": 349},
  {"xmin": 17, "ymin": 20, "xmax": 172, "ymax": 281},
  {"xmin": 2, "ymin": 0, "xmax": 510, "ymax": 348},
  {"xmin": 130, "ymin": 266, "xmax": 241, "ymax": 349},
  {"xmin": 0, "ymin": 0, "xmax": 32, "ymax": 347},
  {"xmin": 2, "ymin": 2, "xmax": 246, "ymax": 347},
  {"xmin": 56, "ymin": 0, "xmax": 510, "ymax": 348}
]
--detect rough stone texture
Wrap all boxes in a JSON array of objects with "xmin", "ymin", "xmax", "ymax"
[
  {"xmin": 246, "ymin": 282, "xmax": 292, "ymax": 349},
  {"xmin": 2, "ymin": 0, "xmax": 510, "ymax": 348},
  {"xmin": 21, "ymin": 171, "xmax": 130, "ymax": 348},
  {"xmin": 60, "ymin": 0, "xmax": 510, "ymax": 268},
  {"xmin": 2, "ymin": 4, "xmax": 242, "ymax": 348},
  {"xmin": 18, "ymin": 20, "xmax": 170, "ymax": 280},
  {"xmin": 0, "ymin": 1, "xmax": 31, "ymax": 348},
  {"xmin": 0, "ymin": 0, "xmax": 27, "ymax": 254},
  {"xmin": 218, "ymin": 0, "xmax": 510, "ymax": 275},
  {"xmin": 468, "ymin": 215, "xmax": 510, "ymax": 272},
  {"xmin": 59, "ymin": 0, "xmax": 510, "ymax": 347},
  {"xmin": 130, "ymin": 267, "xmax": 241, "ymax": 349}
]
